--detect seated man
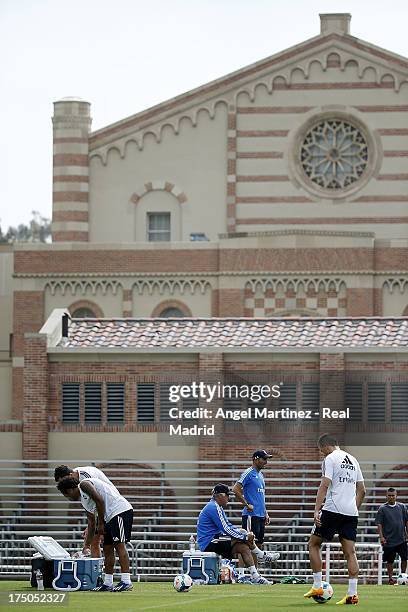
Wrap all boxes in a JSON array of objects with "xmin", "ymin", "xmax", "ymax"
[
  {"xmin": 57, "ymin": 476, "xmax": 133, "ymax": 592},
  {"xmin": 54, "ymin": 464, "xmax": 119, "ymax": 558},
  {"xmin": 196, "ymin": 483, "xmax": 273, "ymax": 584}
]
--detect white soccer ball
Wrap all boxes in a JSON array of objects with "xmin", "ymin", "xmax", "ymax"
[
  {"xmin": 397, "ymin": 573, "xmax": 408, "ymax": 585},
  {"xmin": 312, "ymin": 581, "xmax": 334, "ymax": 604},
  {"xmin": 173, "ymin": 573, "xmax": 193, "ymax": 592}
]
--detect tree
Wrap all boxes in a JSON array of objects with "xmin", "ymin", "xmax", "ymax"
[{"xmin": 0, "ymin": 211, "xmax": 51, "ymax": 243}]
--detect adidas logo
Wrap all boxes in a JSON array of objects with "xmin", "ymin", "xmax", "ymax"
[{"xmin": 341, "ymin": 455, "xmax": 355, "ymax": 470}]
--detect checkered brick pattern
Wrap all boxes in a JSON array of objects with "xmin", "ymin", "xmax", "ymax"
[{"xmin": 244, "ymin": 283, "xmax": 347, "ymax": 317}]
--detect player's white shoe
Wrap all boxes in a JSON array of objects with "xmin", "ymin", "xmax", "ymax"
[
  {"xmin": 262, "ymin": 551, "xmax": 280, "ymax": 563},
  {"xmin": 251, "ymin": 575, "xmax": 271, "ymax": 585}
]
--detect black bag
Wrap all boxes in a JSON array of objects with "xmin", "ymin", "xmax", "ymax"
[{"xmin": 30, "ymin": 557, "xmax": 55, "ymax": 588}]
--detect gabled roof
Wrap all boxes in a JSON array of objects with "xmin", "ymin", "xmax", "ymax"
[
  {"xmin": 53, "ymin": 317, "xmax": 408, "ymax": 353},
  {"xmin": 89, "ymin": 23, "xmax": 408, "ymax": 150}
]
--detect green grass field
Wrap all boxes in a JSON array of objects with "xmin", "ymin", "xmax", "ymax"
[{"xmin": 0, "ymin": 581, "xmax": 407, "ymax": 611}]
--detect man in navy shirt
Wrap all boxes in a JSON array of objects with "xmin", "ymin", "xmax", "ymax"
[
  {"xmin": 233, "ymin": 449, "xmax": 279, "ymax": 579},
  {"xmin": 375, "ymin": 487, "xmax": 408, "ymax": 584},
  {"xmin": 196, "ymin": 483, "xmax": 272, "ymax": 584}
]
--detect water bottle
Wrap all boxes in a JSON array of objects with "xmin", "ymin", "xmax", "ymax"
[
  {"xmin": 36, "ymin": 569, "xmax": 44, "ymax": 591},
  {"xmin": 189, "ymin": 534, "xmax": 195, "ymax": 552}
]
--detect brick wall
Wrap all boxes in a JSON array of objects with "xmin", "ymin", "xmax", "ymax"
[{"xmin": 13, "ymin": 291, "xmax": 44, "ymax": 418}]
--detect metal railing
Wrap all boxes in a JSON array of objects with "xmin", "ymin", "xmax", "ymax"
[{"xmin": 0, "ymin": 459, "xmax": 406, "ymax": 583}]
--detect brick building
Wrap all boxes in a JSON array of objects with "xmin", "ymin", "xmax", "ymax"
[{"xmin": 1, "ymin": 13, "xmax": 408, "ymax": 472}]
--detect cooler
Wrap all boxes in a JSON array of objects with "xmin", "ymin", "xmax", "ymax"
[
  {"xmin": 52, "ymin": 558, "xmax": 103, "ymax": 591},
  {"xmin": 28, "ymin": 536, "xmax": 103, "ymax": 591},
  {"xmin": 182, "ymin": 551, "xmax": 221, "ymax": 584}
]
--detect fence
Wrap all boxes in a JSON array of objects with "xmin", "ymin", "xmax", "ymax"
[{"xmin": 0, "ymin": 459, "xmax": 406, "ymax": 583}]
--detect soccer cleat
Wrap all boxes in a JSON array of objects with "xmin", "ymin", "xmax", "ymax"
[
  {"xmin": 251, "ymin": 575, "xmax": 271, "ymax": 585},
  {"xmin": 237, "ymin": 575, "xmax": 253, "ymax": 584},
  {"xmin": 112, "ymin": 581, "xmax": 133, "ymax": 592},
  {"xmin": 336, "ymin": 594, "xmax": 359, "ymax": 605},
  {"xmin": 92, "ymin": 583, "xmax": 113, "ymax": 592},
  {"xmin": 304, "ymin": 586, "xmax": 324, "ymax": 598},
  {"xmin": 262, "ymin": 551, "xmax": 280, "ymax": 564},
  {"xmin": 388, "ymin": 578, "xmax": 397, "ymax": 585}
]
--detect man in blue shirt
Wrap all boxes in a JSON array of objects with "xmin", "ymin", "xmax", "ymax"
[
  {"xmin": 233, "ymin": 450, "xmax": 279, "ymax": 579},
  {"xmin": 196, "ymin": 483, "xmax": 272, "ymax": 584}
]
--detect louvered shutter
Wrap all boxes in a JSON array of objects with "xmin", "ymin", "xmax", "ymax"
[
  {"xmin": 62, "ymin": 383, "xmax": 80, "ymax": 422},
  {"xmin": 391, "ymin": 383, "xmax": 408, "ymax": 423},
  {"xmin": 84, "ymin": 383, "xmax": 102, "ymax": 422},
  {"xmin": 137, "ymin": 383, "xmax": 155, "ymax": 422},
  {"xmin": 345, "ymin": 384, "xmax": 362, "ymax": 421},
  {"xmin": 107, "ymin": 383, "xmax": 125, "ymax": 422},
  {"xmin": 367, "ymin": 384, "xmax": 386, "ymax": 422}
]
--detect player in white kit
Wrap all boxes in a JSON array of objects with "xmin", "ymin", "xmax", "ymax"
[
  {"xmin": 57, "ymin": 476, "xmax": 134, "ymax": 592},
  {"xmin": 304, "ymin": 434, "xmax": 366, "ymax": 606},
  {"xmin": 54, "ymin": 464, "xmax": 119, "ymax": 557}
]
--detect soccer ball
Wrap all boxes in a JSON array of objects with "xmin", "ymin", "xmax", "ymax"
[
  {"xmin": 173, "ymin": 574, "xmax": 193, "ymax": 592},
  {"xmin": 312, "ymin": 581, "xmax": 334, "ymax": 603},
  {"xmin": 397, "ymin": 573, "xmax": 408, "ymax": 585}
]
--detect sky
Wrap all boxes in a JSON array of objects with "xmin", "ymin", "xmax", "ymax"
[{"xmin": 1, "ymin": 0, "xmax": 408, "ymax": 230}]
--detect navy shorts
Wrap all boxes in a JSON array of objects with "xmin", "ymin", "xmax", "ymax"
[
  {"xmin": 242, "ymin": 515, "xmax": 266, "ymax": 545},
  {"xmin": 383, "ymin": 542, "xmax": 408, "ymax": 563},
  {"xmin": 204, "ymin": 537, "xmax": 234, "ymax": 559},
  {"xmin": 104, "ymin": 508, "xmax": 133, "ymax": 545},
  {"xmin": 311, "ymin": 510, "xmax": 358, "ymax": 542}
]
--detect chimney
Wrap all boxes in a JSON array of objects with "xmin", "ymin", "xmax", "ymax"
[
  {"xmin": 320, "ymin": 13, "xmax": 351, "ymax": 36},
  {"xmin": 52, "ymin": 97, "xmax": 92, "ymax": 242}
]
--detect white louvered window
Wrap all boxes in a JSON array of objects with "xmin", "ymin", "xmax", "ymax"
[
  {"xmin": 62, "ymin": 383, "xmax": 80, "ymax": 423},
  {"xmin": 391, "ymin": 383, "xmax": 408, "ymax": 423},
  {"xmin": 367, "ymin": 384, "xmax": 386, "ymax": 422},
  {"xmin": 84, "ymin": 383, "xmax": 102, "ymax": 422},
  {"xmin": 345, "ymin": 384, "xmax": 363, "ymax": 421},
  {"xmin": 107, "ymin": 383, "xmax": 125, "ymax": 423},
  {"xmin": 137, "ymin": 383, "xmax": 155, "ymax": 422},
  {"xmin": 147, "ymin": 213, "xmax": 170, "ymax": 242}
]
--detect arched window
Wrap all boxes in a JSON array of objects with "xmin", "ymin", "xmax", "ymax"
[
  {"xmin": 69, "ymin": 300, "xmax": 104, "ymax": 319},
  {"xmin": 71, "ymin": 307, "xmax": 96, "ymax": 318},
  {"xmin": 159, "ymin": 307, "xmax": 185, "ymax": 318},
  {"xmin": 151, "ymin": 301, "xmax": 192, "ymax": 317}
]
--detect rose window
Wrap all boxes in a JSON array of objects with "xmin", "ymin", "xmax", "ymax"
[{"xmin": 300, "ymin": 120, "xmax": 368, "ymax": 190}]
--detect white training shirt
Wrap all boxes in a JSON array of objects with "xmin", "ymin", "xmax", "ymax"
[
  {"xmin": 78, "ymin": 477, "xmax": 132, "ymax": 523},
  {"xmin": 321, "ymin": 449, "xmax": 364, "ymax": 517},
  {"xmin": 75, "ymin": 466, "xmax": 118, "ymax": 493}
]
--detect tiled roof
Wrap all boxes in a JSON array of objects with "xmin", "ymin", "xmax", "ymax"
[{"xmin": 57, "ymin": 318, "xmax": 408, "ymax": 351}]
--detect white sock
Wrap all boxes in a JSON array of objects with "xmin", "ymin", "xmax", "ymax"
[
  {"xmin": 313, "ymin": 572, "xmax": 322, "ymax": 588},
  {"xmin": 121, "ymin": 572, "xmax": 131, "ymax": 584},
  {"xmin": 348, "ymin": 578, "xmax": 358, "ymax": 596},
  {"xmin": 249, "ymin": 565, "xmax": 259, "ymax": 578},
  {"xmin": 252, "ymin": 545, "xmax": 265, "ymax": 559},
  {"xmin": 238, "ymin": 567, "xmax": 245, "ymax": 577},
  {"xmin": 104, "ymin": 573, "xmax": 113, "ymax": 587}
]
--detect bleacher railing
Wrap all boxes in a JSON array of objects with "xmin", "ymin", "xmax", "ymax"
[{"xmin": 0, "ymin": 459, "xmax": 406, "ymax": 583}]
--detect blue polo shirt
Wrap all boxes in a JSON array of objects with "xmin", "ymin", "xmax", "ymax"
[{"xmin": 239, "ymin": 467, "xmax": 266, "ymax": 518}]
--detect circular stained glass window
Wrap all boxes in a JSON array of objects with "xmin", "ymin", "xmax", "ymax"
[{"xmin": 300, "ymin": 119, "xmax": 368, "ymax": 190}]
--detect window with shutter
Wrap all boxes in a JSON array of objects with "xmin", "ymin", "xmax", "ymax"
[
  {"xmin": 391, "ymin": 383, "xmax": 408, "ymax": 423},
  {"xmin": 160, "ymin": 384, "xmax": 173, "ymax": 422},
  {"xmin": 137, "ymin": 383, "xmax": 155, "ymax": 422},
  {"xmin": 279, "ymin": 384, "xmax": 297, "ymax": 410},
  {"xmin": 345, "ymin": 384, "xmax": 362, "ymax": 421},
  {"xmin": 62, "ymin": 383, "xmax": 80, "ymax": 423},
  {"xmin": 84, "ymin": 383, "xmax": 102, "ymax": 422},
  {"xmin": 367, "ymin": 384, "xmax": 386, "ymax": 422},
  {"xmin": 107, "ymin": 383, "xmax": 125, "ymax": 423},
  {"xmin": 302, "ymin": 383, "xmax": 320, "ymax": 421}
]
